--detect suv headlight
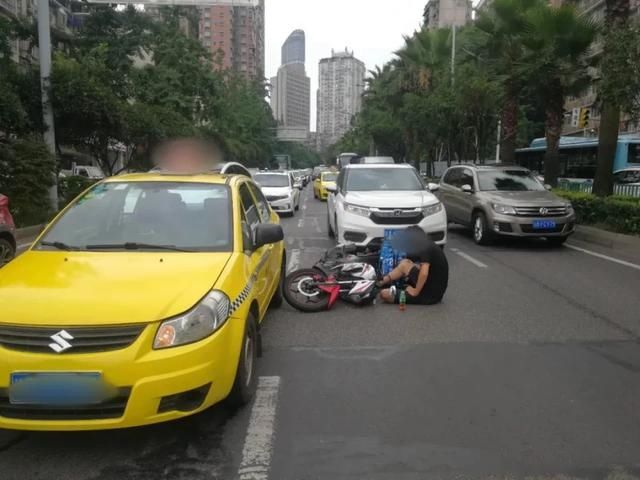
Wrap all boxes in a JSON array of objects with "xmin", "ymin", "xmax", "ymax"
[
  {"xmin": 345, "ymin": 203, "xmax": 370, "ymax": 217},
  {"xmin": 154, "ymin": 290, "xmax": 230, "ymax": 349},
  {"xmin": 422, "ymin": 203, "xmax": 443, "ymax": 216},
  {"xmin": 493, "ymin": 203, "xmax": 517, "ymax": 215}
]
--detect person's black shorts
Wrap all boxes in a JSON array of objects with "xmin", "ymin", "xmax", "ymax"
[{"xmin": 393, "ymin": 265, "xmax": 442, "ymax": 305}]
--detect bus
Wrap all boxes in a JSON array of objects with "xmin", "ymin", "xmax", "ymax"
[{"xmin": 515, "ymin": 135, "xmax": 640, "ymax": 180}]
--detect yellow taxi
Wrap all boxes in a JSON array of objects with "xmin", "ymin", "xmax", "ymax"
[
  {"xmin": 313, "ymin": 171, "xmax": 338, "ymax": 201},
  {"xmin": 0, "ymin": 169, "xmax": 285, "ymax": 431}
]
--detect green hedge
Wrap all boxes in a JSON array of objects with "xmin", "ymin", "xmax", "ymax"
[
  {"xmin": 0, "ymin": 139, "xmax": 56, "ymax": 228},
  {"xmin": 58, "ymin": 176, "xmax": 96, "ymax": 208},
  {"xmin": 556, "ymin": 191, "xmax": 640, "ymax": 235}
]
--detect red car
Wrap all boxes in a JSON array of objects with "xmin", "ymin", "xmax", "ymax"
[{"xmin": 0, "ymin": 194, "xmax": 16, "ymax": 266}]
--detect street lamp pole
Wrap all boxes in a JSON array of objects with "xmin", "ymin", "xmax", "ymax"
[
  {"xmin": 495, "ymin": 119, "xmax": 502, "ymax": 163},
  {"xmin": 37, "ymin": 0, "xmax": 58, "ymax": 210}
]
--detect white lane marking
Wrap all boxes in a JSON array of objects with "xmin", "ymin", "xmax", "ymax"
[
  {"xmin": 238, "ymin": 376, "xmax": 281, "ymax": 480},
  {"xmin": 297, "ymin": 218, "xmax": 305, "ymax": 229},
  {"xmin": 287, "ymin": 249, "xmax": 300, "ymax": 273},
  {"xmin": 17, "ymin": 242, "xmax": 32, "ymax": 250},
  {"xmin": 566, "ymin": 244, "xmax": 640, "ymax": 272},
  {"xmin": 450, "ymin": 248, "xmax": 488, "ymax": 269}
]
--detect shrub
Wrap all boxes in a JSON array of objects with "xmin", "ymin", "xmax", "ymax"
[
  {"xmin": 0, "ymin": 138, "xmax": 56, "ymax": 227},
  {"xmin": 556, "ymin": 190, "xmax": 640, "ymax": 235},
  {"xmin": 58, "ymin": 176, "xmax": 96, "ymax": 208}
]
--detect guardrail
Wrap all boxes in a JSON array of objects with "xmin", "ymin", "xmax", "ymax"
[{"xmin": 558, "ymin": 181, "xmax": 640, "ymax": 198}]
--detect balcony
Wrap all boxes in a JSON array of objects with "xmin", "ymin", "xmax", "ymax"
[{"xmin": 0, "ymin": 0, "xmax": 18, "ymax": 16}]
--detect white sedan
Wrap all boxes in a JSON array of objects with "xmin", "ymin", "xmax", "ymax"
[{"xmin": 327, "ymin": 164, "xmax": 447, "ymax": 246}]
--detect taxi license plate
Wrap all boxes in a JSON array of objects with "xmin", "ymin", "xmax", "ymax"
[
  {"xmin": 532, "ymin": 220, "xmax": 557, "ymax": 229},
  {"xmin": 9, "ymin": 372, "xmax": 105, "ymax": 406}
]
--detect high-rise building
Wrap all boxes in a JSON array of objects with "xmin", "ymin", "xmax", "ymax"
[
  {"xmin": 316, "ymin": 49, "xmax": 366, "ymax": 150},
  {"xmin": 281, "ymin": 28, "xmax": 305, "ymax": 64},
  {"xmin": 199, "ymin": 0, "xmax": 265, "ymax": 79},
  {"xmin": 270, "ymin": 29, "xmax": 310, "ymax": 142},
  {"xmin": 423, "ymin": 0, "xmax": 472, "ymax": 30},
  {"xmin": 561, "ymin": 0, "xmax": 640, "ymax": 136}
]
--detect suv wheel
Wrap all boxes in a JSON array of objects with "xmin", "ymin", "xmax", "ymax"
[
  {"xmin": 0, "ymin": 238, "xmax": 15, "ymax": 266},
  {"xmin": 473, "ymin": 212, "xmax": 493, "ymax": 246}
]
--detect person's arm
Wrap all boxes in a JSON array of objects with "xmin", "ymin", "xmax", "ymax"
[{"xmin": 406, "ymin": 263, "xmax": 430, "ymax": 297}]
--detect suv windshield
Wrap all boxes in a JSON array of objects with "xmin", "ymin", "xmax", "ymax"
[
  {"xmin": 254, "ymin": 174, "xmax": 290, "ymax": 188},
  {"xmin": 346, "ymin": 168, "xmax": 423, "ymax": 191},
  {"xmin": 38, "ymin": 182, "xmax": 232, "ymax": 251},
  {"xmin": 477, "ymin": 169, "xmax": 545, "ymax": 192}
]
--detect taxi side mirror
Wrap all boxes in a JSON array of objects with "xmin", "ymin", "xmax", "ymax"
[{"xmin": 254, "ymin": 223, "xmax": 284, "ymax": 249}]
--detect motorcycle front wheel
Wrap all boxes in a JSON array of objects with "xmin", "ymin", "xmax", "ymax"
[{"xmin": 283, "ymin": 268, "xmax": 332, "ymax": 313}]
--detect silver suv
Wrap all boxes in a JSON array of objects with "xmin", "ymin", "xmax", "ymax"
[{"xmin": 439, "ymin": 165, "xmax": 576, "ymax": 245}]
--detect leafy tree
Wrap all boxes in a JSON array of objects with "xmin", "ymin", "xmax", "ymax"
[
  {"xmin": 521, "ymin": 4, "xmax": 596, "ymax": 186},
  {"xmin": 593, "ymin": 2, "xmax": 640, "ymax": 196}
]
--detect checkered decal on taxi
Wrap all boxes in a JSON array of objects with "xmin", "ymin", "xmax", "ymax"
[{"xmin": 230, "ymin": 280, "xmax": 253, "ymax": 315}]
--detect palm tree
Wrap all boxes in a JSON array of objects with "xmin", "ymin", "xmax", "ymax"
[
  {"xmin": 593, "ymin": 0, "xmax": 632, "ymax": 196},
  {"xmin": 475, "ymin": 0, "xmax": 544, "ymax": 163},
  {"xmin": 521, "ymin": 5, "xmax": 596, "ymax": 186}
]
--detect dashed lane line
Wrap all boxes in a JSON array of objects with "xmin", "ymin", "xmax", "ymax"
[
  {"xmin": 566, "ymin": 244, "xmax": 640, "ymax": 272},
  {"xmin": 450, "ymin": 248, "xmax": 489, "ymax": 269},
  {"xmin": 237, "ymin": 376, "xmax": 281, "ymax": 480},
  {"xmin": 287, "ymin": 249, "xmax": 301, "ymax": 273}
]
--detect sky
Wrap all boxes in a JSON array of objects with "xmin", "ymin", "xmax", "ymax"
[{"xmin": 265, "ymin": 0, "xmax": 428, "ymax": 131}]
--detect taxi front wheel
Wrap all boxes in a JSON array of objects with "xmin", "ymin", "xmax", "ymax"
[{"xmin": 227, "ymin": 313, "xmax": 258, "ymax": 407}]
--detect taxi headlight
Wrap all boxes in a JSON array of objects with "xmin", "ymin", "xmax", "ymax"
[{"xmin": 154, "ymin": 290, "xmax": 230, "ymax": 349}]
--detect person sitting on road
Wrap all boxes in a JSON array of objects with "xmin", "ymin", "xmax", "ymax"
[{"xmin": 377, "ymin": 227, "xmax": 449, "ymax": 305}]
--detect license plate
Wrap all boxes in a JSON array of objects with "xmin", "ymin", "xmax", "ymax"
[
  {"xmin": 9, "ymin": 372, "xmax": 108, "ymax": 406},
  {"xmin": 532, "ymin": 220, "xmax": 557, "ymax": 229}
]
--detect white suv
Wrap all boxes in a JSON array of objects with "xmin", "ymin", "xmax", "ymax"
[{"xmin": 327, "ymin": 164, "xmax": 447, "ymax": 246}]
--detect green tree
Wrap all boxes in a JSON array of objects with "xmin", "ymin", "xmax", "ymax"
[
  {"xmin": 475, "ymin": 0, "xmax": 544, "ymax": 163},
  {"xmin": 593, "ymin": 1, "xmax": 640, "ymax": 196},
  {"xmin": 521, "ymin": 4, "xmax": 596, "ymax": 186}
]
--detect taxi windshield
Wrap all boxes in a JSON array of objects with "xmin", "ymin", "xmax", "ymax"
[
  {"xmin": 38, "ymin": 182, "xmax": 232, "ymax": 252},
  {"xmin": 321, "ymin": 173, "xmax": 337, "ymax": 182}
]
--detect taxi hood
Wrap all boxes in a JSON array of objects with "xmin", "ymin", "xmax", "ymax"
[{"xmin": 0, "ymin": 251, "xmax": 231, "ymax": 326}]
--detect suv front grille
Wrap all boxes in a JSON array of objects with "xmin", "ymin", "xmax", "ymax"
[
  {"xmin": 515, "ymin": 206, "xmax": 567, "ymax": 217},
  {"xmin": 0, "ymin": 389, "xmax": 130, "ymax": 420},
  {"xmin": 370, "ymin": 209, "xmax": 423, "ymax": 225},
  {"xmin": 0, "ymin": 325, "xmax": 145, "ymax": 354}
]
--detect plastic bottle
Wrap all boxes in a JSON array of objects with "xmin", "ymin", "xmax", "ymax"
[{"xmin": 399, "ymin": 289, "xmax": 407, "ymax": 312}]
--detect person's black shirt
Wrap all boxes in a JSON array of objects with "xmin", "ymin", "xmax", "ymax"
[{"xmin": 408, "ymin": 241, "xmax": 449, "ymax": 304}]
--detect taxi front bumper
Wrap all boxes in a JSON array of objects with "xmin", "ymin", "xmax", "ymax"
[{"xmin": 0, "ymin": 318, "xmax": 242, "ymax": 431}]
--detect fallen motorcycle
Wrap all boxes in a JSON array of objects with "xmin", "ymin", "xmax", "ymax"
[{"xmin": 283, "ymin": 245, "xmax": 381, "ymax": 312}]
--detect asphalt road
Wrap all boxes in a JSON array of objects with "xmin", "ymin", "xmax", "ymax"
[{"xmin": 2, "ymin": 185, "xmax": 640, "ymax": 480}]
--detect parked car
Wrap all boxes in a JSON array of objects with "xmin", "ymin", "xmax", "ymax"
[
  {"xmin": 326, "ymin": 164, "xmax": 447, "ymax": 246},
  {"xmin": 438, "ymin": 165, "xmax": 576, "ymax": 245},
  {"xmin": 253, "ymin": 171, "xmax": 301, "ymax": 216},
  {"xmin": 0, "ymin": 168, "xmax": 285, "ymax": 430},
  {"xmin": 313, "ymin": 171, "xmax": 338, "ymax": 201},
  {"xmin": 0, "ymin": 194, "xmax": 16, "ymax": 266},
  {"xmin": 59, "ymin": 165, "xmax": 105, "ymax": 180},
  {"xmin": 613, "ymin": 167, "xmax": 640, "ymax": 186}
]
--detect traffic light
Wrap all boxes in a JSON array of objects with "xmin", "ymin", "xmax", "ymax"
[{"xmin": 578, "ymin": 108, "xmax": 591, "ymax": 128}]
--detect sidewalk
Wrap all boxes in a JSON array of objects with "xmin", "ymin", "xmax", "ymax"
[{"xmin": 570, "ymin": 225, "xmax": 640, "ymax": 265}]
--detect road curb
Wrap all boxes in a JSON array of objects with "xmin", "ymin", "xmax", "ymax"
[
  {"xmin": 572, "ymin": 225, "xmax": 640, "ymax": 251},
  {"xmin": 15, "ymin": 224, "xmax": 44, "ymax": 242}
]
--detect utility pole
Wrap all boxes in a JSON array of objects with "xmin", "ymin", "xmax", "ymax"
[
  {"xmin": 450, "ymin": 25, "xmax": 456, "ymax": 86},
  {"xmin": 495, "ymin": 119, "xmax": 502, "ymax": 163},
  {"xmin": 37, "ymin": 0, "xmax": 58, "ymax": 210}
]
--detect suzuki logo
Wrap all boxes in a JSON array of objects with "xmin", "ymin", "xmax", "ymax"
[
  {"xmin": 49, "ymin": 330, "xmax": 74, "ymax": 353},
  {"xmin": 539, "ymin": 207, "xmax": 549, "ymax": 215}
]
